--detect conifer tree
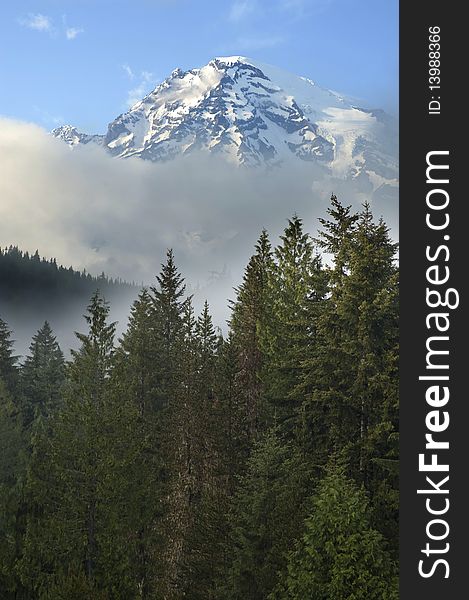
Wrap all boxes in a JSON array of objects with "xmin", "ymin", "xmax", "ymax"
[
  {"xmin": 113, "ymin": 288, "xmax": 164, "ymax": 598},
  {"xmin": 151, "ymin": 249, "xmax": 188, "ymax": 411},
  {"xmin": 215, "ymin": 333, "xmax": 245, "ymax": 494},
  {"xmin": 301, "ymin": 199, "xmax": 399, "ymax": 549},
  {"xmin": 0, "ymin": 320, "xmax": 25, "ymax": 598},
  {"xmin": 179, "ymin": 301, "xmax": 225, "ymax": 599},
  {"xmin": 159, "ymin": 297, "xmax": 199, "ymax": 597},
  {"xmin": 260, "ymin": 216, "xmax": 326, "ymax": 436},
  {"xmin": 19, "ymin": 292, "xmax": 139, "ymax": 597},
  {"xmin": 0, "ymin": 377, "xmax": 26, "ymax": 598},
  {"xmin": 224, "ymin": 428, "xmax": 312, "ymax": 600},
  {"xmin": 230, "ymin": 230, "xmax": 273, "ymax": 442},
  {"xmin": 21, "ymin": 321, "xmax": 65, "ymax": 429},
  {"xmin": 146, "ymin": 251, "xmax": 192, "ymax": 597},
  {"xmin": 0, "ymin": 318, "xmax": 19, "ymax": 395},
  {"xmin": 271, "ymin": 465, "xmax": 398, "ymax": 600}
]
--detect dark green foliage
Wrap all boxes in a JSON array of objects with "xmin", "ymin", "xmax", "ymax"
[
  {"xmin": 0, "ymin": 197, "xmax": 399, "ymax": 599},
  {"xmin": 271, "ymin": 465, "xmax": 398, "ymax": 600},
  {"xmin": 0, "ymin": 246, "xmax": 137, "ymax": 357},
  {"xmin": 224, "ymin": 428, "xmax": 312, "ymax": 600},
  {"xmin": 0, "ymin": 246, "xmax": 134, "ymax": 308},
  {"xmin": 21, "ymin": 321, "xmax": 65, "ymax": 429},
  {"xmin": 259, "ymin": 216, "xmax": 327, "ymax": 437},
  {"xmin": 18, "ymin": 293, "xmax": 140, "ymax": 598},
  {"xmin": 0, "ymin": 318, "xmax": 19, "ymax": 394},
  {"xmin": 300, "ymin": 199, "xmax": 399, "ymax": 552},
  {"xmin": 229, "ymin": 230, "xmax": 274, "ymax": 441},
  {"xmin": 0, "ymin": 378, "xmax": 26, "ymax": 598}
]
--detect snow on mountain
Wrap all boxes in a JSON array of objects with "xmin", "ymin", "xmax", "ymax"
[
  {"xmin": 52, "ymin": 57, "xmax": 398, "ymax": 185},
  {"xmin": 51, "ymin": 124, "xmax": 104, "ymax": 147}
]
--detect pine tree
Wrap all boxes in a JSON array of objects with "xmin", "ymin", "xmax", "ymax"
[
  {"xmin": 230, "ymin": 230, "xmax": 274, "ymax": 443},
  {"xmin": 159, "ymin": 297, "xmax": 199, "ymax": 597},
  {"xmin": 260, "ymin": 216, "xmax": 326, "ymax": 436},
  {"xmin": 0, "ymin": 320, "xmax": 25, "ymax": 598},
  {"xmin": 146, "ymin": 252, "xmax": 193, "ymax": 597},
  {"xmin": 224, "ymin": 428, "xmax": 312, "ymax": 600},
  {"xmin": 301, "ymin": 199, "xmax": 399, "ymax": 551},
  {"xmin": 150, "ymin": 249, "xmax": 188, "ymax": 411},
  {"xmin": 21, "ymin": 321, "xmax": 65, "ymax": 430},
  {"xmin": 0, "ymin": 318, "xmax": 19, "ymax": 395},
  {"xmin": 19, "ymin": 292, "xmax": 139, "ymax": 598},
  {"xmin": 113, "ymin": 288, "xmax": 165, "ymax": 598},
  {"xmin": 215, "ymin": 333, "xmax": 246, "ymax": 495},
  {"xmin": 315, "ymin": 194, "xmax": 359, "ymax": 279},
  {"xmin": 0, "ymin": 377, "xmax": 26, "ymax": 598},
  {"xmin": 179, "ymin": 302, "xmax": 225, "ymax": 599},
  {"xmin": 271, "ymin": 465, "xmax": 398, "ymax": 600}
]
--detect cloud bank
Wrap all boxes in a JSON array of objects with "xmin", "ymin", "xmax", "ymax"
[{"xmin": 0, "ymin": 117, "xmax": 397, "ymax": 331}]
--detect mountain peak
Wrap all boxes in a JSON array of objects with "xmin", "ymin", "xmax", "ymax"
[
  {"xmin": 211, "ymin": 55, "xmax": 252, "ymax": 66},
  {"xmin": 51, "ymin": 57, "xmax": 397, "ymax": 184},
  {"xmin": 51, "ymin": 124, "xmax": 104, "ymax": 147}
]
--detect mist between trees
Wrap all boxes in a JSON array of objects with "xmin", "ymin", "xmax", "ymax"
[{"xmin": 0, "ymin": 195, "xmax": 399, "ymax": 599}]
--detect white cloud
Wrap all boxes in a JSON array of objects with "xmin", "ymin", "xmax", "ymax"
[
  {"xmin": 126, "ymin": 71, "xmax": 158, "ymax": 107},
  {"xmin": 20, "ymin": 13, "xmax": 53, "ymax": 33},
  {"xmin": 229, "ymin": 0, "xmax": 256, "ymax": 22},
  {"xmin": 19, "ymin": 13, "xmax": 84, "ymax": 40},
  {"xmin": 122, "ymin": 64, "xmax": 135, "ymax": 80},
  {"xmin": 66, "ymin": 27, "xmax": 84, "ymax": 40},
  {"xmin": 0, "ymin": 118, "xmax": 397, "ymax": 337}
]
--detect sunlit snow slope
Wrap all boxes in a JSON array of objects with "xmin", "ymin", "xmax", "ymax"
[{"xmin": 52, "ymin": 56, "xmax": 398, "ymax": 185}]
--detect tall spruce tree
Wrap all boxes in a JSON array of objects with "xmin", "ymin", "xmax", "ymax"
[
  {"xmin": 179, "ymin": 302, "xmax": 225, "ymax": 599},
  {"xmin": 0, "ymin": 318, "xmax": 19, "ymax": 395},
  {"xmin": 230, "ymin": 230, "xmax": 274, "ymax": 442},
  {"xmin": 21, "ymin": 321, "xmax": 65, "ymax": 429},
  {"xmin": 0, "ymin": 319, "xmax": 25, "ymax": 598},
  {"xmin": 19, "ymin": 292, "xmax": 140, "ymax": 598},
  {"xmin": 151, "ymin": 249, "xmax": 188, "ymax": 411},
  {"xmin": 224, "ymin": 428, "xmax": 312, "ymax": 600},
  {"xmin": 0, "ymin": 377, "xmax": 26, "ymax": 599},
  {"xmin": 146, "ymin": 251, "xmax": 193, "ymax": 598},
  {"xmin": 271, "ymin": 465, "xmax": 398, "ymax": 600},
  {"xmin": 301, "ymin": 199, "xmax": 399, "ymax": 550},
  {"xmin": 260, "ymin": 216, "xmax": 326, "ymax": 436},
  {"xmin": 113, "ymin": 288, "xmax": 164, "ymax": 598}
]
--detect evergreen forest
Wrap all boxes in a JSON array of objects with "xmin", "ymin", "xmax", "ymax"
[{"xmin": 0, "ymin": 196, "xmax": 399, "ymax": 599}]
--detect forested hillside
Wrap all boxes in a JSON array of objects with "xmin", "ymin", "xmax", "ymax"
[
  {"xmin": 0, "ymin": 196, "xmax": 399, "ymax": 599},
  {"xmin": 0, "ymin": 247, "xmax": 137, "ymax": 356}
]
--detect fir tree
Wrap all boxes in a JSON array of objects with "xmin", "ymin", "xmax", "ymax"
[
  {"xmin": 260, "ymin": 216, "xmax": 326, "ymax": 436},
  {"xmin": 230, "ymin": 230, "xmax": 273, "ymax": 442},
  {"xmin": 150, "ymin": 249, "xmax": 188, "ymax": 411},
  {"xmin": 0, "ymin": 318, "xmax": 18, "ymax": 395},
  {"xmin": 21, "ymin": 321, "xmax": 65, "ymax": 429},
  {"xmin": 224, "ymin": 428, "xmax": 312, "ymax": 600},
  {"xmin": 0, "ymin": 378, "xmax": 26, "ymax": 598},
  {"xmin": 113, "ymin": 288, "xmax": 165, "ymax": 598},
  {"xmin": 301, "ymin": 199, "xmax": 399, "ymax": 550},
  {"xmin": 0, "ymin": 320, "xmax": 24, "ymax": 598},
  {"xmin": 272, "ymin": 465, "xmax": 398, "ymax": 600},
  {"xmin": 19, "ymin": 292, "xmax": 140, "ymax": 598}
]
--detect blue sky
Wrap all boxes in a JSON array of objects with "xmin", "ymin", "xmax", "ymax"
[{"xmin": 1, "ymin": 0, "xmax": 398, "ymax": 132}]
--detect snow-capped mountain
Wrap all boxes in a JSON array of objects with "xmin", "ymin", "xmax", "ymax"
[
  {"xmin": 52, "ymin": 56, "xmax": 398, "ymax": 184},
  {"xmin": 51, "ymin": 124, "xmax": 104, "ymax": 148}
]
